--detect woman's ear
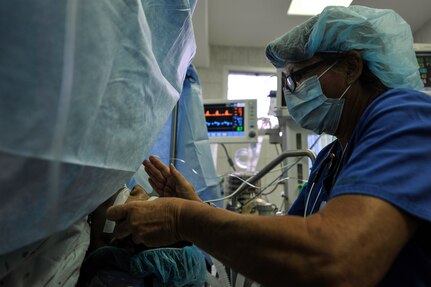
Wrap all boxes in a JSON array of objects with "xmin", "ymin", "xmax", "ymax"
[{"xmin": 345, "ymin": 50, "xmax": 363, "ymax": 85}]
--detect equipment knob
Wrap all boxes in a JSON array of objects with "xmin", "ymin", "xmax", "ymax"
[{"xmin": 248, "ymin": 130, "xmax": 257, "ymax": 138}]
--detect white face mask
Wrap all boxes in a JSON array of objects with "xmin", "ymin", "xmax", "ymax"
[{"xmin": 285, "ymin": 61, "xmax": 351, "ymax": 135}]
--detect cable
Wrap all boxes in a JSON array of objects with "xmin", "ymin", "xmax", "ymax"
[
  {"xmin": 150, "ymin": 136, "xmax": 322, "ymax": 205},
  {"xmin": 152, "ymin": 156, "xmax": 265, "ymax": 202},
  {"xmin": 261, "ymin": 176, "xmax": 287, "ymax": 196},
  {"xmin": 164, "ymin": 157, "xmax": 224, "ymax": 182},
  {"xmin": 204, "ymin": 175, "xmax": 262, "ymax": 203},
  {"xmin": 220, "ymin": 143, "xmax": 236, "ymax": 171},
  {"xmin": 240, "ymin": 174, "xmax": 283, "ymax": 206},
  {"xmin": 166, "ymin": 134, "xmax": 322, "ymax": 185},
  {"xmin": 274, "ymin": 143, "xmax": 280, "ymax": 156},
  {"xmin": 240, "ymin": 135, "xmax": 323, "ymax": 206}
]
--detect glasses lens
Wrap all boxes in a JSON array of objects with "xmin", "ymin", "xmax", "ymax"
[
  {"xmin": 285, "ymin": 75, "xmax": 296, "ymax": 93},
  {"xmin": 285, "ymin": 60, "xmax": 328, "ymax": 93}
]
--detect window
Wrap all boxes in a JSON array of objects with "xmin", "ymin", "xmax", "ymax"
[{"xmin": 227, "ymin": 71, "xmax": 278, "ymax": 129}]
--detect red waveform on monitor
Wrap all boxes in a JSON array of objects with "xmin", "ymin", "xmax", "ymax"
[{"xmin": 205, "ymin": 109, "xmax": 233, "ymax": 116}]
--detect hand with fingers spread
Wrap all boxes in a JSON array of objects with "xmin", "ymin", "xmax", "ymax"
[
  {"xmin": 143, "ymin": 155, "xmax": 202, "ymax": 202},
  {"xmin": 106, "ymin": 197, "xmax": 186, "ymax": 247}
]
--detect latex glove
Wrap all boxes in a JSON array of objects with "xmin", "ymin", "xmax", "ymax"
[
  {"xmin": 143, "ymin": 155, "xmax": 202, "ymax": 202},
  {"xmin": 106, "ymin": 197, "xmax": 185, "ymax": 247}
]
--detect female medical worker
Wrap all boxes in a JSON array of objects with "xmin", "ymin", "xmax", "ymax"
[{"xmin": 107, "ymin": 6, "xmax": 431, "ymax": 287}]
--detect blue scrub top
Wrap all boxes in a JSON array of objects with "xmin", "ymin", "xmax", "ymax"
[{"xmin": 289, "ymin": 88, "xmax": 431, "ymax": 286}]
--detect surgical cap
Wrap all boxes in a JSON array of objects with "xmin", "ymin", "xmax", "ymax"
[
  {"xmin": 131, "ymin": 246, "xmax": 207, "ymax": 286},
  {"xmin": 266, "ymin": 5, "xmax": 423, "ymax": 90}
]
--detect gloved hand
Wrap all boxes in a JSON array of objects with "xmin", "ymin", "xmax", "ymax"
[
  {"xmin": 106, "ymin": 197, "xmax": 187, "ymax": 247},
  {"xmin": 143, "ymin": 155, "xmax": 202, "ymax": 202}
]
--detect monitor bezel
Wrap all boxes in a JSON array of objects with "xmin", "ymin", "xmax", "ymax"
[
  {"xmin": 203, "ymin": 99, "xmax": 257, "ymax": 143},
  {"xmin": 415, "ymin": 43, "xmax": 431, "ymax": 93}
]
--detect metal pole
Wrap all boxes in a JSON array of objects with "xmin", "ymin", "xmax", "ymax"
[
  {"xmin": 232, "ymin": 149, "xmax": 316, "ymax": 198},
  {"xmin": 170, "ymin": 103, "xmax": 179, "ymax": 166},
  {"xmin": 276, "ymin": 107, "xmax": 292, "ymax": 210}
]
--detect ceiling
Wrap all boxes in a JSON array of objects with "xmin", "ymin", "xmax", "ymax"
[{"xmin": 192, "ymin": 0, "xmax": 431, "ymax": 67}]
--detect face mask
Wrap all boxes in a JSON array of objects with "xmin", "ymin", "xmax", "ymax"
[{"xmin": 285, "ymin": 62, "xmax": 351, "ymax": 135}]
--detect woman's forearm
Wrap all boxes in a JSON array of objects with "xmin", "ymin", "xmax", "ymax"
[{"xmin": 178, "ymin": 201, "xmax": 335, "ymax": 286}]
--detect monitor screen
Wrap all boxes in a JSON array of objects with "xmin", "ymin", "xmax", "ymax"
[
  {"xmin": 414, "ymin": 43, "xmax": 431, "ymax": 93},
  {"xmin": 416, "ymin": 52, "xmax": 431, "ymax": 90},
  {"xmin": 203, "ymin": 100, "xmax": 257, "ymax": 143},
  {"xmin": 205, "ymin": 102, "xmax": 245, "ymax": 137}
]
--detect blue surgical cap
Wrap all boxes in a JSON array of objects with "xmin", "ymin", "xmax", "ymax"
[
  {"xmin": 131, "ymin": 246, "xmax": 207, "ymax": 287},
  {"xmin": 266, "ymin": 5, "xmax": 423, "ymax": 90}
]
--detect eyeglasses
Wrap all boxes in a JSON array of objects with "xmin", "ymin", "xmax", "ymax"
[{"xmin": 284, "ymin": 60, "xmax": 330, "ymax": 93}]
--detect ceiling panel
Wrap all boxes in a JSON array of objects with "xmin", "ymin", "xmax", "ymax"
[{"xmin": 193, "ymin": 0, "xmax": 431, "ymax": 67}]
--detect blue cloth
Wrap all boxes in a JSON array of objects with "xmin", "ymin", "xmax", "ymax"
[
  {"xmin": 129, "ymin": 115, "xmax": 173, "ymax": 192},
  {"xmin": 175, "ymin": 65, "xmax": 221, "ymax": 201},
  {"xmin": 0, "ymin": 0, "xmax": 196, "ymax": 254},
  {"xmin": 289, "ymin": 88, "xmax": 431, "ymax": 286},
  {"xmin": 132, "ymin": 65, "xmax": 221, "ymax": 202}
]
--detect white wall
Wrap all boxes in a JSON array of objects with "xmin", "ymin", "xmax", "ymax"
[
  {"xmin": 414, "ymin": 18, "xmax": 431, "ymax": 43},
  {"xmin": 196, "ymin": 46, "xmax": 304, "ymax": 211},
  {"xmin": 196, "ymin": 45, "xmax": 274, "ymax": 99}
]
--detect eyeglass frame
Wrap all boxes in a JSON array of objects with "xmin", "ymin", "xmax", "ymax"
[
  {"xmin": 285, "ymin": 51, "xmax": 348, "ymax": 93},
  {"xmin": 284, "ymin": 59, "xmax": 335, "ymax": 93}
]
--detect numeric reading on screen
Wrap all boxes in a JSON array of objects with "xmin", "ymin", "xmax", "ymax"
[{"xmin": 204, "ymin": 102, "xmax": 245, "ymax": 137}]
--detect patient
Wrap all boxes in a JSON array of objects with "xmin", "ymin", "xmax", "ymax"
[{"xmin": 78, "ymin": 185, "xmax": 207, "ymax": 287}]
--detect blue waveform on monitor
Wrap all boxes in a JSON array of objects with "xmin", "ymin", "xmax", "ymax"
[{"xmin": 206, "ymin": 121, "xmax": 233, "ymax": 127}]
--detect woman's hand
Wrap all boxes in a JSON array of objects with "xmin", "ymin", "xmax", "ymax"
[
  {"xmin": 126, "ymin": 184, "xmax": 150, "ymax": 203},
  {"xmin": 106, "ymin": 197, "xmax": 186, "ymax": 247},
  {"xmin": 143, "ymin": 155, "xmax": 202, "ymax": 202}
]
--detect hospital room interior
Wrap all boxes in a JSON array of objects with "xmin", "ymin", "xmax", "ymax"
[{"xmin": 1, "ymin": 0, "xmax": 431, "ymax": 286}]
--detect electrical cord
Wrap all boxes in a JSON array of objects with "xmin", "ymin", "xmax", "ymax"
[
  {"xmin": 240, "ymin": 134, "xmax": 323, "ymax": 206},
  {"xmin": 220, "ymin": 143, "xmax": 236, "ymax": 171},
  {"xmin": 150, "ymin": 135, "xmax": 324, "ymax": 205},
  {"xmin": 274, "ymin": 143, "xmax": 280, "ymax": 156}
]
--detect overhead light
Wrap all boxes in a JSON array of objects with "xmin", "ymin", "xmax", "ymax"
[{"xmin": 287, "ymin": 0, "xmax": 353, "ymax": 16}]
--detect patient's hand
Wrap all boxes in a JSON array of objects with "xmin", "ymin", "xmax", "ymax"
[{"xmin": 143, "ymin": 155, "xmax": 202, "ymax": 202}]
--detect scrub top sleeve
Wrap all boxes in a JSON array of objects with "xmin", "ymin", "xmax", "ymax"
[{"xmin": 331, "ymin": 89, "xmax": 431, "ymax": 222}]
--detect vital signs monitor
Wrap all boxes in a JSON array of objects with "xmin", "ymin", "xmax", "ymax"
[{"xmin": 203, "ymin": 99, "xmax": 258, "ymax": 143}]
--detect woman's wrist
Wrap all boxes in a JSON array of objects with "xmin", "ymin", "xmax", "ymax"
[{"xmin": 176, "ymin": 199, "xmax": 212, "ymax": 243}]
